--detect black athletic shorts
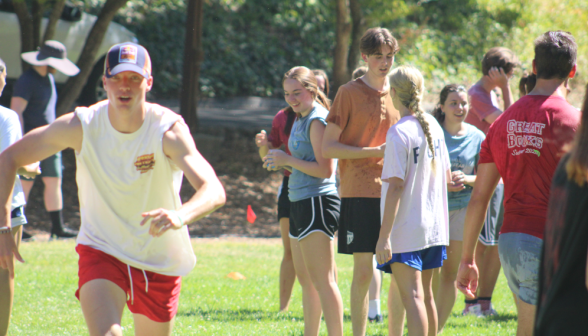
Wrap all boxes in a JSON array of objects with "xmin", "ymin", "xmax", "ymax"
[
  {"xmin": 277, "ymin": 175, "xmax": 290, "ymax": 221},
  {"xmin": 338, "ymin": 198, "xmax": 381, "ymax": 255},
  {"xmin": 289, "ymin": 194, "xmax": 340, "ymax": 241}
]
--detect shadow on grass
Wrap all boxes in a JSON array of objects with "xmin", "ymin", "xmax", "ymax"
[
  {"xmin": 179, "ymin": 308, "xmax": 358, "ymax": 324},
  {"xmin": 445, "ymin": 311, "xmax": 518, "ymax": 329},
  {"xmin": 177, "ymin": 307, "xmax": 304, "ymax": 322},
  {"xmin": 486, "ymin": 312, "xmax": 518, "ymax": 322}
]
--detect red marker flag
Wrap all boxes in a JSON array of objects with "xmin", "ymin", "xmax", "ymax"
[{"xmin": 247, "ymin": 205, "xmax": 257, "ymax": 224}]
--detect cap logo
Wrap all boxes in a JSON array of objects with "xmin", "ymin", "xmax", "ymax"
[{"xmin": 119, "ymin": 46, "xmax": 137, "ymax": 64}]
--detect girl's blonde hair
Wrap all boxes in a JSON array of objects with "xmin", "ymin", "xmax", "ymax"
[{"xmin": 389, "ymin": 65, "xmax": 435, "ymax": 164}]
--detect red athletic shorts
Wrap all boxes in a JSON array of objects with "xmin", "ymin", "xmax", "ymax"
[{"xmin": 75, "ymin": 244, "xmax": 182, "ymax": 322}]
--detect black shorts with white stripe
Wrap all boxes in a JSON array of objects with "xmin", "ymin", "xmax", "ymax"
[{"xmin": 289, "ymin": 194, "xmax": 340, "ymax": 241}]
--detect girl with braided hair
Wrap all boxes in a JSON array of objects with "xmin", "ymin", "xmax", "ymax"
[{"xmin": 375, "ymin": 66, "xmax": 450, "ymax": 336}]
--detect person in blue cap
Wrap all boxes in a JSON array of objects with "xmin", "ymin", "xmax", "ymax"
[{"xmin": 0, "ymin": 43, "xmax": 226, "ymax": 335}]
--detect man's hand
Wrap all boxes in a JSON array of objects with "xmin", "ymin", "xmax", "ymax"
[
  {"xmin": 0, "ymin": 229, "xmax": 25, "ymax": 279},
  {"xmin": 140, "ymin": 209, "xmax": 183, "ymax": 237},
  {"xmin": 456, "ymin": 260, "xmax": 479, "ymax": 299},
  {"xmin": 487, "ymin": 67, "xmax": 510, "ymax": 89},
  {"xmin": 375, "ymin": 237, "xmax": 392, "ymax": 266},
  {"xmin": 255, "ymin": 130, "xmax": 269, "ymax": 148}
]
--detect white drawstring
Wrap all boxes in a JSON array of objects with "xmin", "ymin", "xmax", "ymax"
[
  {"xmin": 142, "ymin": 269, "xmax": 149, "ymax": 293},
  {"xmin": 127, "ymin": 265, "xmax": 149, "ymax": 305},
  {"xmin": 127, "ymin": 264, "xmax": 134, "ymax": 305}
]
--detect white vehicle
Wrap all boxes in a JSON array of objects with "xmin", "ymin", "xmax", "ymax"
[{"xmin": 0, "ymin": 0, "xmax": 137, "ymax": 105}]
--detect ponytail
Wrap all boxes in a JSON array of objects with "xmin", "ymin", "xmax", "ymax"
[{"xmin": 389, "ymin": 66, "xmax": 436, "ymax": 167}]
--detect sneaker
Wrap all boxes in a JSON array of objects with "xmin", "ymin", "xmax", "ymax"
[
  {"xmin": 482, "ymin": 303, "xmax": 498, "ymax": 316},
  {"xmin": 462, "ymin": 303, "xmax": 483, "ymax": 317},
  {"xmin": 368, "ymin": 314, "xmax": 383, "ymax": 323},
  {"xmin": 50, "ymin": 227, "xmax": 78, "ymax": 239}
]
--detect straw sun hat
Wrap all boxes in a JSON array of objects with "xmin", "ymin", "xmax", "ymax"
[{"xmin": 21, "ymin": 40, "xmax": 80, "ymax": 76}]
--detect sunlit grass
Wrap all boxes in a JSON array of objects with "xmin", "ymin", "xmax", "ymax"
[{"xmin": 10, "ymin": 239, "xmax": 517, "ymax": 335}]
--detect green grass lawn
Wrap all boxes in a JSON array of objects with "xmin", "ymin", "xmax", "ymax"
[{"xmin": 9, "ymin": 239, "xmax": 517, "ymax": 335}]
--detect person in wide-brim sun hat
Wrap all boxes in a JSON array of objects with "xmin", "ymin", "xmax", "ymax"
[{"xmin": 21, "ymin": 40, "xmax": 79, "ymax": 76}]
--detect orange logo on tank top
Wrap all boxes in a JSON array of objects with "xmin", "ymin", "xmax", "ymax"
[{"xmin": 134, "ymin": 154, "xmax": 155, "ymax": 174}]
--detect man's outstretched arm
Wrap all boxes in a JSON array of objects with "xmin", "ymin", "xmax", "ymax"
[
  {"xmin": 0, "ymin": 113, "xmax": 82, "ymax": 277},
  {"xmin": 142, "ymin": 120, "xmax": 226, "ymax": 237},
  {"xmin": 456, "ymin": 162, "xmax": 500, "ymax": 298}
]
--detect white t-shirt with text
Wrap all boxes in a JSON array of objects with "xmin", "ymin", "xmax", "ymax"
[{"xmin": 381, "ymin": 113, "xmax": 450, "ymax": 253}]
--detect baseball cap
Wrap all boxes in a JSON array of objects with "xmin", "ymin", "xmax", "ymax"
[{"xmin": 104, "ymin": 43, "xmax": 151, "ymax": 79}]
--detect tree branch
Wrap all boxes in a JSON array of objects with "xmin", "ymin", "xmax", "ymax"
[
  {"xmin": 12, "ymin": 0, "xmax": 34, "ymax": 72},
  {"xmin": 348, "ymin": 0, "xmax": 366, "ymax": 72},
  {"xmin": 332, "ymin": 0, "xmax": 352, "ymax": 96},
  {"xmin": 56, "ymin": 0, "xmax": 129, "ymax": 116},
  {"xmin": 43, "ymin": 0, "xmax": 67, "ymax": 42}
]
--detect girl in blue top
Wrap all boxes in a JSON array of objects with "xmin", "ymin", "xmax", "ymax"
[
  {"xmin": 264, "ymin": 66, "xmax": 342, "ymax": 336},
  {"xmin": 432, "ymin": 84, "xmax": 486, "ymax": 329}
]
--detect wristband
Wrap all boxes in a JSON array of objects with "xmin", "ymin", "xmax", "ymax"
[
  {"xmin": 169, "ymin": 210, "xmax": 185, "ymax": 227},
  {"xmin": 0, "ymin": 226, "xmax": 12, "ymax": 234}
]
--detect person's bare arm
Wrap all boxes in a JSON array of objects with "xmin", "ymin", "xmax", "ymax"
[
  {"xmin": 482, "ymin": 110, "xmax": 502, "ymax": 124},
  {"xmin": 0, "ymin": 112, "xmax": 82, "ymax": 277},
  {"xmin": 322, "ymin": 122, "xmax": 385, "ymax": 159},
  {"xmin": 10, "ymin": 97, "xmax": 28, "ymax": 134},
  {"xmin": 456, "ymin": 163, "xmax": 500, "ymax": 298},
  {"xmin": 375, "ymin": 177, "xmax": 404, "ymax": 265},
  {"xmin": 141, "ymin": 120, "xmax": 226, "ymax": 237},
  {"xmin": 264, "ymin": 120, "xmax": 335, "ymax": 179}
]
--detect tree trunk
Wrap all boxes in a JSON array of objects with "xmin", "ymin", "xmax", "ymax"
[
  {"xmin": 180, "ymin": 0, "xmax": 205, "ymax": 132},
  {"xmin": 332, "ymin": 0, "xmax": 352, "ymax": 97},
  {"xmin": 43, "ymin": 0, "xmax": 67, "ymax": 42},
  {"xmin": 56, "ymin": 0, "xmax": 129, "ymax": 116},
  {"xmin": 12, "ymin": 0, "xmax": 34, "ymax": 72},
  {"xmin": 348, "ymin": 0, "xmax": 365, "ymax": 73},
  {"xmin": 31, "ymin": 0, "xmax": 44, "ymax": 49}
]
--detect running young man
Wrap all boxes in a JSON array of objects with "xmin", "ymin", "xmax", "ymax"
[
  {"xmin": 457, "ymin": 31, "xmax": 579, "ymax": 336},
  {"xmin": 0, "ymin": 43, "xmax": 226, "ymax": 335},
  {"xmin": 322, "ymin": 27, "xmax": 400, "ymax": 335}
]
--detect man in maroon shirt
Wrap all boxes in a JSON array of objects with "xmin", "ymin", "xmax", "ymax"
[{"xmin": 457, "ymin": 31, "xmax": 579, "ymax": 336}]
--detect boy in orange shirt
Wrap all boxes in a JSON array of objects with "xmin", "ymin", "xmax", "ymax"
[{"xmin": 323, "ymin": 27, "xmax": 401, "ymax": 336}]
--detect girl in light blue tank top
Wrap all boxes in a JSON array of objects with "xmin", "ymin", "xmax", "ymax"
[
  {"xmin": 432, "ymin": 84, "xmax": 492, "ymax": 327},
  {"xmin": 263, "ymin": 66, "xmax": 343, "ymax": 335}
]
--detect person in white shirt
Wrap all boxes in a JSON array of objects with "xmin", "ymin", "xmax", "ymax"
[
  {"xmin": 375, "ymin": 65, "xmax": 450, "ymax": 336},
  {"xmin": 0, "ymin": 58, "xmax": 40, "ymax": 335},
  {"xmin": 0, "ymin": 44, "xmax": 225, "ymax": 336}
]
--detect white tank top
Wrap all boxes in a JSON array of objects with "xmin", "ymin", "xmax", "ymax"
[{"xmin": 75, "ymin": 101, "xmax": 196, "ymax": 276}]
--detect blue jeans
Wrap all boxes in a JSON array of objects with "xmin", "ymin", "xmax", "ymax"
[{"xmin": 498, "ymin": 232, "xmax": 543, "ymax": 305}]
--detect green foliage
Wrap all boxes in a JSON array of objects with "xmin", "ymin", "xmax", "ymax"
[
  {"xmin": 82, "ymin": 0, "xmax": 335, "ymax": 99},
  {"xmin": 79, "ymin": 0, "xmax": 587, "ymax": 105},
  {"xmin": 9, "ymin": 239, "xmax": 518, "ymax": 335}
]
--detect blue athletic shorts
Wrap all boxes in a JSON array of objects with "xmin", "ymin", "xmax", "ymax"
[{"xmin": 377, "ymin": 245, "xmax": 447, "ymax": 273}]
